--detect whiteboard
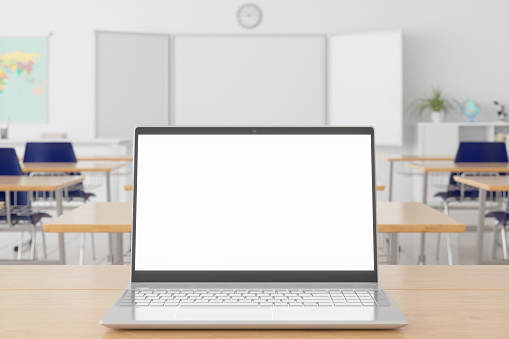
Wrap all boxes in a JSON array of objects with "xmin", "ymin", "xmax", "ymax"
[
  {"xmin": 173, "ymin": 36, "xmax": 326, "ymax": 126},
  {"xmin": 330, "ymin": 30, "xmax": 403, "ymax": 146},
  {"xmin": 96, "ymin": 31, "xmax": 170, "ymax": 139}
]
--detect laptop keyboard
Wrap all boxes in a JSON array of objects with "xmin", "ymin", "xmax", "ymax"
[{"xmin": 120, "ymin": 289, "xmax": 391, "ymax": 307}]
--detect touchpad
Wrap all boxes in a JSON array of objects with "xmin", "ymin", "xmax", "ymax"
[{"xmin": 175, "ymin": 307, "xmax": 272, "ymax": 321}]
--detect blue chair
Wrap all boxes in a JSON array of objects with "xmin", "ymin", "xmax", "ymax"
[
  {"xmin": 0, "ymin": 148, "xmax": 51, "ymax": 260},
  {"xmin": 485, "ymin": 207, "xmax": 509, "ymax": 260},
  {"xmin": 23, "ymin": 142, "xmax": 96, "ymax": 264},
  {"xmin": 434, "ymin": 142, "xmax": 509, "ymax": 264},
  {"xmin": 23, "ymin": 142, "xmax": 95, "ymax": 201}
]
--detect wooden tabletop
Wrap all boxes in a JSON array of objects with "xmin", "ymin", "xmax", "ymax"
[
  {"xmin": 406, "ymin": 161, "xmax": 509, "ymax": 173},
  {"xmin": 21, "ymin": 161, "xmax": 126, "ymax": 173},
  {"xmin": 124, "ymin": 184, "xmax": 387, "ymax": 192},
  {"xmin": 77, "ymin": 156, "xmax": 133, "ymax": 161},
  {"xmin": 43, "ymin": 202, "xmax": 465, "ymax": 234},
  {"xmin": 0, "ymin": 266, "xmax": 507, "ymax": 338},
  {"xmin": 453, "ymin": 175, "xmax": 509, "ymax": 191},
  {"xmin": 44, "ymin": 202, "xmax": 131, "ymax": 233},
  {"xmin": 377, "ymin": 155, "xmax": 454, "ymax": 162},
  {"xmin": 0, "ymin": 175, "xmax": 85, "ymax": 191},
  {"xmin": 377, "ymin": 202, "xmax": 466, "ymax": 233}
]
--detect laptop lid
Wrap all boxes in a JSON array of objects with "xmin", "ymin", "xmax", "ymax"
[{"xmin": 131, "ymin": 127, "xmax": 377, "ymax": 283}]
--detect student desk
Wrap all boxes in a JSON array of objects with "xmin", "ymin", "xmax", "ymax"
[
  {"xmin": 0, "ymin": 175, "xmax": 84, "ymax": 264},
  {"xmin": 43, "ymin": 202, "xmax": 465, "ymax": 265},
  {"xmin": 77, "ymin": 155, "xmax": 133, "ymax": 161},
  {"xmin": 44, "ymin": 202, "xmax": 130, "ymax": 265},
  {"xmin": 125, "ymin": 184, "xmax": 386, "ymax": 192},
  {"xmin": 0, "ymin": 265, "xmax": 507, "ymax": 338},
  {"xmin": 376, "ymin": 155, "xmax": 453, "ymax": 201},
  {"xmin": 21, "ymin": 162, "xmax": 126, "ymax": 202},
  {"xmin": 453, "ymin": 175, "xmax": 509, "ymax": 264},
  {"xmin": 405, "ymin": 161, "xmax": 509, "ymax": 264}
]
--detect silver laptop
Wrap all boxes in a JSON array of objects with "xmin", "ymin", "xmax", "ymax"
[{"xmin": 101, "ymin": 126, "xmax": 408, "ymax": 329}]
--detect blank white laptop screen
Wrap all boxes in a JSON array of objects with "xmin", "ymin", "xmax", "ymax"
[{"xmin": 135, "ymin": 134, "xmax": 374, "ymax": 271}]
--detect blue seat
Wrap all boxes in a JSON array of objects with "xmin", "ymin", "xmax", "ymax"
[
  {"xmin": 23, "ymin": 142, "xmax": 97, "ymax": 264},
  {"xmin": 23, "ymin": 142, "xmax": 95, "ymax": 201},
  {"xmin": 434, "ymin": 142, "xmax": 509, "ymax": 264},
  {"xmin": 0, "ymin": 148, "xmax": 51, "ymax": 259}
]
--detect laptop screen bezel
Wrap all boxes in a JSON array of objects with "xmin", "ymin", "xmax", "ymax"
[{"xmin": 131, "ymin": 126, "xmax": 378, "ymax": 283}]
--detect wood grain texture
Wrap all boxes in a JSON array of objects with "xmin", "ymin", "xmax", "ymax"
[
  {"xmin": 43, "ymin": 202, "xmax": 131, "ymax": 233},
  {"xmin": 406, "ymin": 162, "xmax": 509, "ymax": 173},
  {"xmin": 377, "ymin": 202, "xmax": 466, "ymax": 233},
  {"xmin": 42, "ymin": 202, "xmax": 465, "ymax": 234},
  {"xmin": 1, "ymin": 265, "xmax": 508, "ymax": 291},
  {"xmin": 376, "ymin": 155, "xmax": 453, "ymax": 162},
  {"xmin": 0, "ymin": 175, "xmax": 84, "ymax": 191},
  {"xmin": 453, "ymin": 175, "xmax": 509, "ymax": 191},
  {"xmin": 0, "ymin": 289, "xmax": 508, "ymax": 338},
  {"xmin": 21, "ymin": 161, "xmax": 125, "ymax": 173}
]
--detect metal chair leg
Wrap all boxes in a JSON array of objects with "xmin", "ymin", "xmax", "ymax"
[
  {"xmin": 436, "ymin": 233, "xmax": 441, "ymax": 260},
  {"xmin": 501, "ymin": 227, "xmax": 508, "ymax": 260},
  {"xmin": 17, "ymin": 232, "xmax": 24, "ymax": 260},
  {"xmin": 91, "ymin": 234, "xmax": 97, "ymax": 261},
  {"xmin": 446, "ymin": 233, "xmax": 453, "ymax": 265},
  {"xmin": 79, "ymin": 233, "xmax": 86, "ymax": 265},
  {"xmin": 492, "ymin": 222, "xmax": 499, "ymax": 260},
  {"xmin": 40, "ymin": 227, "xmax": 48, "ymax": 259},
  {"xmin": 30, "ymin": 227, "xmax": 37, "ymax": 260}
]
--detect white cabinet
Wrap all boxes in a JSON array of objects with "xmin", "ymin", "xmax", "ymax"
[{"xmin": 417, "ymin": 122, "xmax": 509, "ymax": 156}]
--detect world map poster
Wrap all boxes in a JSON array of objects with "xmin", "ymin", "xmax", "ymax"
[{"xmin": 0, "ymin": 37, "xmax": 47, "ymax": 122}]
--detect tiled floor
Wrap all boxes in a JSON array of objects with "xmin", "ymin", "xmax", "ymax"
[{"xmin": 0, "ymin": 209, "xmax": 507, "ymax": 265}]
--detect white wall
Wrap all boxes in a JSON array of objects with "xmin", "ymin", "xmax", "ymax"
[{"xmin": 2, "ymin": 0, "xmax": 509, "ymax": 200}]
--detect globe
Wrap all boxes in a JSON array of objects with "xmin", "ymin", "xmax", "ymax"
[{"xmin": 462, "ymin": 100, "xmax": 480, "ymax": 122}]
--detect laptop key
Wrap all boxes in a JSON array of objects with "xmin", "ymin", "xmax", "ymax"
[{"xmin": 303, "ymin": 303, "xmax": 317, "ymax": 306}]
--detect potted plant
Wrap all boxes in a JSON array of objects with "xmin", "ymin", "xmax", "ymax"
[{"xmin": 410, "ymin": 86, "xmax": 460, "ymax": 123}]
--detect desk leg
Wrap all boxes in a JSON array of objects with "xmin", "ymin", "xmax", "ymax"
[
  {"xmin": 476, "ymin": 188, "xmax": 486, "ymax": 265},
  {"xmin": 55, "ymin": 189, "xmax": 66, "ymax": 265},
  {"xmin": 106, "ymin": 172, "xmax": 111, "ymax": 202},
  {"xmin": 5, "ymin": 190, "xmax": 12, "ymax": 226},
  {"xmin": 418, "ymin": 172, "xmax": 429, "ymax": 265},
  {"xmin": 388, "ymin": 162, "xmax": 394, "ymax": 202},
  {"xmin": 389, "ymin": 233, "xmax": 398, "ymax": 264},
  {"xmin": 112, "ymin": 233, "xmax": 124, "ymax": 265}
]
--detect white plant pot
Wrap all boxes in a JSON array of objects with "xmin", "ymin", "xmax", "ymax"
[{"xmin": 431, "ymin": 111, "xmax": 443, "ymax": 123}]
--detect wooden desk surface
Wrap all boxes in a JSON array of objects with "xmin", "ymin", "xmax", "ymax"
[
  {"xmin": 0, "ymin": 266, "xmax": 507, "ymax": 338},
  {"xmin": 453, "ymin": 175, "xmax": 509, "ymax": 191},
  {"xmin": 377, "ymin": 155, "xmax": 454, "ymax": 162},
  {"xmin": 125, "ymin": 184, "xmax": 386, "ymax": 192},
  {"xmin": 21, "ymin": 161, "xmax": 125, "ymax": 173},
  {"xmin": 377, "ymin": 202, "xmax": 466, "ymax": 233},
  {"xmin": 44, "ymin": 202, "xmax": 131, "ymax": 233},
  {"xmin": 43, "ymin": 202, "xmax": 465, "ymax": 234},
  {"xmin": 406, "ymin": 161, "xmax": 509, "ymax": 173},
  {"xmin": 77, "ymin": 155, "xmax": 133, "ymax": 161},
  {"xmin": 0, "ymin": 175, "xmax": 84, "ymax": 191},
  {"xmin": 1, "ymin": 265, "xmax": 508, "ymax": 291}
]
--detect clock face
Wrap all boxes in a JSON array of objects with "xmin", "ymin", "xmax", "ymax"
[{"xmin": 237, "ymin": 4, "xmax": 262, "ymax": 29}]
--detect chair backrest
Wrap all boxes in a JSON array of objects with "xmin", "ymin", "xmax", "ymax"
[
  {"xmin": 0, "ymin": 148, "xmax": 28, "ymax": 205},
  {"xmin": 23, "ymin": 142, "xmax": 77, "ymax": 163},
  {"xmin": 454, "ymin": 142, "xmax": 509, "ymax": 163}
]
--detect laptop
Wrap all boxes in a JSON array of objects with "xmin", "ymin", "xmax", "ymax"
[{"xmin": 101, "ymin": 126, "xmax": 408, "ymax": 329}]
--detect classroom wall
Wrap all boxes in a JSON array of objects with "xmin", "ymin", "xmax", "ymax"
[{"xmin": 2, "ymin": 0, "xmax": 509, "ymax": 201}]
